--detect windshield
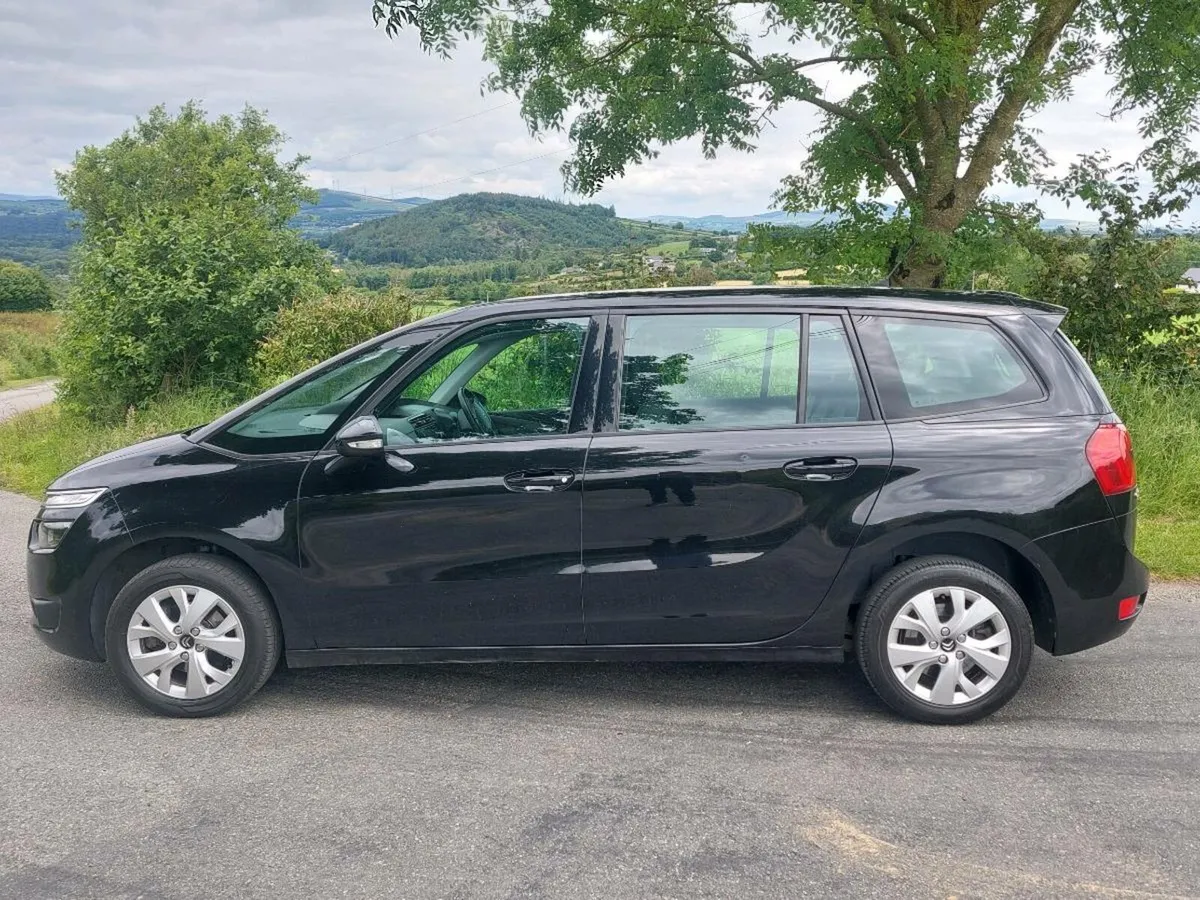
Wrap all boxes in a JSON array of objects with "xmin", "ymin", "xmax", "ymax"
[{"xmin": 207, "ymin": 333, "xmax": 435, "ymax": 455}]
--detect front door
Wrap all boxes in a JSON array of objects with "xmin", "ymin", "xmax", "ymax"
[
  {"xmin": 581, "ymin": 310, "xmax": 893, "ymax": 645},
  {"xmin": 297, "ymin": 314, "xmax": 600, "ymax": 648}
]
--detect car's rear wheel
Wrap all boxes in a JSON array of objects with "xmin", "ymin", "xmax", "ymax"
[
  {"xmin": 105, "ymin": 553, "xmax": 280, "ymax": 717},
  {"xmin": 855, "ymin": 556, "xmax": 1034, "ymax": 724}
]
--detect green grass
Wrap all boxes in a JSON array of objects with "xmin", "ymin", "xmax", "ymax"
[
  {"xmin": 644, "ymin": 240, "xmax": 690, "ymax": 256},
  {"xmin": 1102, "ymin": 369, "xmax": 1200, "ymax": 579},
  {"xmin": 0, "ymin": 311, "xmax": 59, "ymax": 387},
  {"xmin": 0, "ymin": 391, "xmax": 231, "ymax": 497}
]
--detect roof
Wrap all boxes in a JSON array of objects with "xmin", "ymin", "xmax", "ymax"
[
  {"xmin": 1181, "ymin": 267, "xmax": 1200, "ymax": 284},
  {"xmin": 418, "ymin": 285, "xmax": 1068, "ymax": 329}
]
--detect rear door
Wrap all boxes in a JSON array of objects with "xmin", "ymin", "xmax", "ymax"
[{"xmin": 580, "ymin": 307, "xmax": 894, "ymax": 645}]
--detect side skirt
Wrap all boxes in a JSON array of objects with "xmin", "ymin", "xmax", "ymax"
[{"xmin": 286, "ymin": 644, "xmax": 845, "ymax": 668}]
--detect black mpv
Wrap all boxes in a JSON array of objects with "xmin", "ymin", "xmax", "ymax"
[{"xmin": 28, "ymin": 288, "xmax": 1148, "ymax": 723}]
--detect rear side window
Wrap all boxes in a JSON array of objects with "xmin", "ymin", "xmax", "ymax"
[
  {"xmin": 860, "ymin": 316, "xmax": 1043, "ymax": 418},
  {"xmin": 618, "ymin": 313, "xmax": 801, "ymax": 431},
  {"xmin": 806, "ymin": 316, "xmax": 868, "ymax": 423}
]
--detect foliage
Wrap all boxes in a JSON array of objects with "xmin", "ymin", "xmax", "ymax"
[
  {"xmin": 1024, "ymin": 155, "xmax": 1197, "ymax": 363},
  {"xmin": 0, "ymin": 259, "xmax": 54, "ymax": 311},
  {"xmin": 372, "ymin": 0, "xmax": 1200, "ymax": 287},
  {"xmin": 0, "ymin": 312, "xmax": 59, "ymax": 385},
  {"xmin": 354, "ymin": 270, "xmax": 393, "ymax": 291},
  {"xmin": 54, "ymin": 102, "xmax": 334, "ymax": 421},
  {"xmin": 1142, "ymin": 314, "xmax": 1200, "ymax": 383},
  {"xmin": 254, "ymin": 287, "xmax": 418, "ymax": 387},
  {"xmin": 325, "ymin": 192, "xmax": 638, "ymax": 266},
  {"xmin": 0, "ymin": 392, "xmax": 232, "ymax": 498}
]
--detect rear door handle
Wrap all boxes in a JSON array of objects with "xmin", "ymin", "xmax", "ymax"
[
  {"xmin": 783, "ymin": 457, "xmax": 858, "ymax": 482},
  {"xmin": 504, "ymin": 469, "xmax": 576, "ymax": 493}
]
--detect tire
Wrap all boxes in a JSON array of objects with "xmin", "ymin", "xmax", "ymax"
[
  {"xmin": 105, "ymin": 553, "xmax": 281, "ymax": 718},
  {"xmin": 855, "ymin": 556, "xmax": 1034, "ymax": 724}
]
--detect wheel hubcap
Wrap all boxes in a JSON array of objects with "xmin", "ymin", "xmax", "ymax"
[
  {"xmin": 126, "ymin": 585, "xmax": 245, "ymax": 699},
  {"xmin": 886, "ymin": 586, "xmax": 1012, "ymax": 706}
]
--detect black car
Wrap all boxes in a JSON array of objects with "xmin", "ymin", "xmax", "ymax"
[{"xmin": 27, "ymin": 288, "xmax": 1147, "ymax": 723}]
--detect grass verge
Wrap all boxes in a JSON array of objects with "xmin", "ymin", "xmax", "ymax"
[
  {"xmin": 0, "ymin": 391, "xmax": 231, "ymax": 497},
  {"xmin": 0, "ymin": 311, "xmax": 60, "ymax": 387}
]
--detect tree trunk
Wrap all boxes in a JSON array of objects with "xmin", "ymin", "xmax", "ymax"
[{"xmin": 888, "ymin": 233, "xmax": 952, "ymax": 288}]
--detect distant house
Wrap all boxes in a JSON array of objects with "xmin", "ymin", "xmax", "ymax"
[
  {"xmin": 774, "ymin": 267, "xmax": 811, "ymax": 286},
  {"xmin": 1177, "ymin": 267, "xmax": 1200, "ymax": 293},
  {"xmin": 645, "ymin": 255, "xmax": 676, "ymax": 274},
  {"xmin": 559, "ymin": 266, "xmax": 586, "ymax": 276}
]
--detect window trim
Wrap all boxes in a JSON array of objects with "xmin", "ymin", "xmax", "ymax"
[
  {"xmin": 600, "ymin": 307, "xmax": 878, "ymax": 437},
  {"xmin": 329, "ymin": 309, "xmax": 605, "ymax": 452},
  {"xmin": 852, "ymin": 310, "xmax": 1048, "ymax": 422}
]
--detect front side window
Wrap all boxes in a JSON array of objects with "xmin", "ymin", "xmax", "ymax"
[
  {"xmin": 376, "ymin": 317, "xmax": 590, "ymax": 445},
  {"xmin": 210, "ymin": 334, "xmax": 433, "ymax": 455},
  {"xmin": 618, "ymin": 314, "xmax": 801, "ymax": 431},
  {"xmin": 867, "ymin": 316, "xmax": 1041, "ymax": 417}
]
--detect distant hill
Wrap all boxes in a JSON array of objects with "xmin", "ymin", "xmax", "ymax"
[
  {"xmin": 290, "ymin": 190, "xmax": 431, "ymax": 238},
  {"xmin": 324, "ymin": 192, "xmax": 651, "ymax": 266},
  {"xmin": 642, "ymin": 211, "xmax": 831, "ymax": 232},
  {"xmin": 0, "ymin": 196, "xmax": 77, "ymax": 274},
  {"xmin": 645, "ymin": 209, "xmax": 1101, "ymax": 234}
]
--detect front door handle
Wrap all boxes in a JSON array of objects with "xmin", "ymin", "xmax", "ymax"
[
  {"xmin": 783, "ymin": 457, "xmax": 858, "ymax": 482},
  {"xmin": 503, "ymin": 469, "xmax": 576, "ymax": 493}
]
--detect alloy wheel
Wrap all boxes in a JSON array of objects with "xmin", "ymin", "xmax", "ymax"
[
  {"xmin": 885, "ymin": 586, "xmax": 1012, "ymax": 706},
  {"xmin": 125, "ymin": 585, "xmax": 246, "ymax": 699}
]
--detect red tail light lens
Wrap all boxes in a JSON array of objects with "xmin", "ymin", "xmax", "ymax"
[
  {"xmin": 1085, "ymin": 423, "xmax": 1136, "ymax": 496},
  {"xmin": 1117, "ymin": 596, "xmax": 1141, "ymax": 620}
]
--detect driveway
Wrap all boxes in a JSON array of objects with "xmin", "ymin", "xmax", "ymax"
[
  {"xmin": 1, "ymin": 487, "xmax": 1198, "ymax": 899},
  {"xmin": 0, "ymin": 379, "xmax": 56, "ymax": 423}
]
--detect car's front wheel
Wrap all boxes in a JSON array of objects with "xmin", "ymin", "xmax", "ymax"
[
  {"xmin": 105, "ymin": 553, "xmax": 281, "ymax": 717},
  {"xmin": 855, "ymin": 556, "xmax": 1034, "ymax": 724}
]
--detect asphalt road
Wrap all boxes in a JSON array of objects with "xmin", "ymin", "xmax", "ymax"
[
  {"xmin": 1, "ymin": 488, "xmax": 1198, "ymax": 900},
  {"xmin": 0, "ymin": 380, "xmax": 57, "ymax": 424}
]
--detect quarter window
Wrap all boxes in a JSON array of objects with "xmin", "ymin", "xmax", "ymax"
[
  {"xmin": 618, "ymin": 314, "xmax": 801, "ymax": 431},
  {"xmin": 868, "ymin": 316, "xmax": 1041, "ymax": 417}
]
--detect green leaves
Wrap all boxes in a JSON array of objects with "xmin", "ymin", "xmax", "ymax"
[
  {"xmin": 54, "ymin": 102, "xmax": 333, "ymax": 421},
  {"xmin": 0, "ymin": 259, "xmax": 53, "ymax": 311}
]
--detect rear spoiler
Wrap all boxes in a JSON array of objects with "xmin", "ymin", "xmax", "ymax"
[{"xmin": 1024, "ymin": 307, "xmax": 1068, "ymax": 335}]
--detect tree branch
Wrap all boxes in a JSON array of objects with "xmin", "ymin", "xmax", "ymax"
[{"xmin": 958, "ymin": 0, "xmax": 1084, "ymax": 202}]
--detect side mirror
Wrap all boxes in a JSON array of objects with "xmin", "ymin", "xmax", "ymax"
[{"xmin": 333, "ymin": 416, "xmax": 386, "ymax": 458}]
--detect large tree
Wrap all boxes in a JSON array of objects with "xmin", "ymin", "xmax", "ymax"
[
  {"xmin": 56, "ymin": 103, "xmax": 334, "ymax": 419},
  {"xmin": 371, "ymin": 0, "xmax": 1200, "ymax": 286}
]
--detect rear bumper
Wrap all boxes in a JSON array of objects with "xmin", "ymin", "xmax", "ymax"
[{"xmin": 1029, "ymin": 513, "xmax": 1150, "ymax": 656}]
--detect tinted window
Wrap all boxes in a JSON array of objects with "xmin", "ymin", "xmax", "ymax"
[
  {"xmin": 867, "ymin": 316, "xmax": 1041, "ymax": 417},
  {"xmin": 376, "ymin": 317, "xmax": 589, "ymax": 445},
  {"xmin": 619, "ymin": 314, "xmax": 800, "ymax": 431},
  {"xmin": 806, "ymin": 316, "xmax": 868, "ymax": 423},
  {"xmin": 210, "ymin": 336, "xmax": 430, "ymax": 455}
]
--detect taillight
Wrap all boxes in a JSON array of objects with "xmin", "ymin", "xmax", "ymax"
[{"xmin": 1085, "ymin": 422, "xmax": 1136, "ymax": 496}]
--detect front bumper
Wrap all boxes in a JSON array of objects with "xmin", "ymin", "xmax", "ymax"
[
  {"xmin": 27, "ymin": 494, "xmax": 132, "ymax": 663},
  {"xmin": 1030, "ymin": 513, "xmax": 1150, "ymax": 656}
]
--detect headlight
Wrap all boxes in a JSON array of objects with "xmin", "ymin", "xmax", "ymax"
[
  {"xmin": 31, "ymin": 488, "xmax": 108, "ymax": 552},
  {"xmin": 43, "ymin": 488, "xmax": 107, "ymax": 509}
]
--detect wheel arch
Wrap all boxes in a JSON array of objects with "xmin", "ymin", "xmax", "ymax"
[
  {"xmin": 834, "ymin": 527, "xmax": 1057, "ymax": 652},
  {"xmin": 87, "ymin": 528, "xmax": 292, "ymax": 661}
]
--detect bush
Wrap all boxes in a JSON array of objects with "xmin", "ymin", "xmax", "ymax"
[
  {"xmin": 254, "ymin": 288, "xmax": 416, "ymax": 387},
  {"xmin": 0, "ymin": 260, "xmax": 53, "ymax": 311},
  {"xmin": 1142, "ymin": 313, "xmax": 1200, "ymax": 383},
  {"xmin": 54, "ymin": 102, "xmax": 334, "ymax": 421}
]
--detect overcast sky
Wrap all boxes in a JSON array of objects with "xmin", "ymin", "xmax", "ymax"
[{"xmin": 0, "ymin": 0, "xmax": 1176, "ymax": 219}]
